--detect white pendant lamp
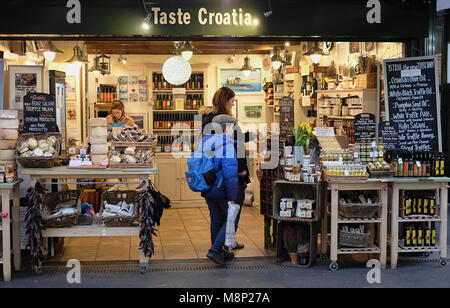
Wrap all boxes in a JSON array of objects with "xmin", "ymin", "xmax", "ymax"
[
  {"xmin": 162, "ymin": 56, "xmax": 192, "ymax": 86},
  {"xmin": 239, "ymin": 56, "xmax": 256, "ymax": 77},
  {"xmin": 271, "ymin": 46, "xmax": 283, "ymax": 70}
]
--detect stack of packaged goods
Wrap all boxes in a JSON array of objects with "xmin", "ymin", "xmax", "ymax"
[
  {"xmin": 89, "ymin": 118, "xmax": 109, "ymax": 166},
  {"xmin": 0, "ymin": 110, "xmax": 19, "ymax": 183}
]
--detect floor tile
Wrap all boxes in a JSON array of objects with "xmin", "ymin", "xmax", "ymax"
[
  {"xmin": 233, "ymin": 249, "xmax": 265, "ymax": 258},
  {"xmin": 164, "ymin": 252, "xmax": 198, "ymax": 260}
]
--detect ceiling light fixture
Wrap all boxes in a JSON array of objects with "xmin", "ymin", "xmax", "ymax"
[
  {"xmin": 271, "ymin": 46, "xmax": 283, "ymax": 70},
  {"xmin": 118, "ymin": 55, "xmax": 128, "ymax": 64},
  {"xmin": 304, "ymin": 42, "xmax": 326, "ymax": 65},
  {"xmin": 88, "ymin": 55, "xmax": 102, "ymax": 75},
  {"xmin": 142, "ymin": 13, "xmax": 151, "ymax": 30},
  {"xmin": 66, "ymin": 43, "xmax": 88, "ymax": 65},
  {"xmin": 181, "ymin": 41, "xmax": 195, "ymax": 61},
  {"xmin": 162, "ymin": 56, "xmax": 192, "ymax": 86},
  {"xmin": 239, "ymin": 53, "xmax": 256, "ymax": 78},
  {"xmin": 43, "ymin": 41, "xmax": 63, "ymax": 62}
]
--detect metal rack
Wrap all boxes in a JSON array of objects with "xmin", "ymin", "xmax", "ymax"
[{"xmin": 389, "ymin": 177, "xmax": 449, "ymax": 269}]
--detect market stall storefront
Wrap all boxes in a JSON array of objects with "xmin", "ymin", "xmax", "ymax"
[{"xmin": 0, "ymin": 0, "xmax": 446, "ymax": 279}]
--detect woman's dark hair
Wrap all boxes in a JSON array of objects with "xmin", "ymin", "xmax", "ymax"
[
  {"xmin": 212, "ymin": 87, "xmax": 235, "ymax": 116},
  {"xmin": 110, "ymin": 101, "xmax": 126, "ymax": 115}
]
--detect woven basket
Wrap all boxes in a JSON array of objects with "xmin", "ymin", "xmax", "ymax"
[
  {"xmin": 339, "ymin": 230, "xmax": 371, "ymax": 248},
  {"xmin": 339, "ymin": 202, "xmax": 381, "ymax": 219},
  {"xmin": 41, "ymin": 190, "xmax": 82, "ymax": 228},
  {"xmin": 17, "ymin": 133, "xmax": 61, "ymax": 168},
  {"xmin": 100, "ymin": 190, "xmax": 139, "ymax": 227}
]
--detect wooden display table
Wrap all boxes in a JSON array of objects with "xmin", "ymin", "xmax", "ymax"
[
  {"xmin": 326, "ymin": 179, "xmax": 388, "ymax": 271},
  {"xmin": 0, "ymin": 180, "xmax": 21, "ymax": 282},
  {"xmin": 389, "ymin": 177, "xmax": 449, "ymax": 269},
  {"xmin": 21, "ymin": 166, "xmax": 157, "ymax": 271}
]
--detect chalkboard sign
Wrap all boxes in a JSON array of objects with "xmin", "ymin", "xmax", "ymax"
[
  {"xmin": 384, "ymin": 56, "xmax": 442, "ymax": 152},
  {"xmin": 379, "ymin": 121, "xmax": 399, "ymax": 150},
  {"xmin": 23, "ymin": 93, "xmax": 56, "ymax": 133},
  {"xmin": 355, "ymin": 113, "xmax": 376, "ymax": 142},
  {"xmin": 279, "ymin": 96, "xmax": 294, "ymax": 144}
]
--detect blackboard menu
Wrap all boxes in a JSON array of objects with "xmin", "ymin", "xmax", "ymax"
[
  {"xmin": 279, "ymin": 96, "xmax": 294, "ymax": 144},
  {"xmin": 379, "ymin": 121, "xmax": 399, "ymax": 150},
  {"xmin": 384, "ymin": 56, "xmax": 441, "ymax": 152},
  {"xmin": 355, "ymin": 113, "xmax": 376, "ymax": 142},
  {"xmin": 23, "ymin": 93, "xmax": 56, "ymax": 133}
]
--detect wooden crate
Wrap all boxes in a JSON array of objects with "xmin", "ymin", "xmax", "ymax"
[{"xmin": 356, "ymin": 73, "xmax": 377, "ymax": 89}]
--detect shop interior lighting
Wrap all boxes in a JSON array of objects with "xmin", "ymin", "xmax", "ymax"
[
  {"xmin": 271, "ymin": 46, "xmax": 283, "ymax": 70},
  {"xmin": 239, "ymin": 52, "xmax": 256, "ymax": 78},
  {"xmin": 181, "ymin": 41, "xmax": 194, "ymax": 61},
  {"xmin": 304, "ymin": 42, "xmax": 326, "ymax": 65},
  {"xmin": 285, "ymin": 42, "xmax": 290, "ymax": 47},
  {"xmin": 98, "ymin": 51, "xmax": 111, "ymax": 75},
  {"xmin": 66, "ymin": 44, "xmax": 88, "ymax": 65},
  {"xmin": 118, "ymin": 55, "xmax": 128, "ymax": 64},
  {"xmin": 264, "ymin": 0, "xmax": 273, "ymax": 17},
  {"xmin": 142, "ymin": 13, "xmax": 151, "ymax": 30},
  {"xmin": 162, "ymin": 55, "xmax": 192, "ymax": 86},
  {"xmin": 88, "ymin": 55, "xmax": 102, "ymax": 75},
  {"xmin": 43, "ymin": 41, "xmax": 63, "ymax": 62}
]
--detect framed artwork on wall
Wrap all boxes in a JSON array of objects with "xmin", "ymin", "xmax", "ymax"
[
  {"xmin": 349, "ymin": 42, "xmax": 361, "ymax": 54},
  {"xmin": 128, "ymin": 112, "xmax": 148, "ymax": 131},
  {"xmin": 239, "ymin": 102, "xmax": 266, "ymax": 123},
  {"xmin": 8, "ymin": 65, "xmax": 43, "ymax": 110},
  {"xmin": 218, "ymin": 68, "xmax": 262, "ymax": 93}
]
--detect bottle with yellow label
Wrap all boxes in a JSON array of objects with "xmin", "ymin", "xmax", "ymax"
[
  {"xmin": 430, "ymin": 194, "xmax": 436, "ymax": 216},
  {"xmin": 405, "ymin": 226, "xmax": 411, "ymax": 247},
  {"xmin": 412, "ymin": 226, "xmax": 417, "ymax": 246},
  {"xmin": 417, "ymin": 225, "xmax": 423, "ymax": 246},
  {"xmin": 425, "ymin": 226, "xmax": 431, "ymax": 246},
  {"xmin": 431, "ymin": 223, "xmax": 436, "ymax": 246}
]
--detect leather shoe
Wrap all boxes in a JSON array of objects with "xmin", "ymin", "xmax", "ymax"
[
  {"xmin": 224, "ymin": 250, "xmax": 235, "ymax": 261},
  {"xmin": 207, "ymin": 249, "xmax": 225, "ymax": 265}
]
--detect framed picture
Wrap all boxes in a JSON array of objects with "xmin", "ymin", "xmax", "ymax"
[
  {"xmin": 218, "ymin": 68, "xmax": 262, "ymax": 93},
  {"xmin": 128, "ymin": 112, "xmax": 148, "ymax": 131},
  {"xmin": 364, "ymin": 42, "xmax": 376, "ymax": 53},
  {"xmin": 239, "ymin": 102, "xmax": 265, "ymax": 123},
  {"xmin": 349, "ymin": 42, "xmax": 361, "ymax": 54},
  {"xmin": 65, "ymin": 76, "xmax": 77, "ymax": 101},
  {"xmin": 8, "ymin": 65, "xmax": 43, "ymax": 110}
]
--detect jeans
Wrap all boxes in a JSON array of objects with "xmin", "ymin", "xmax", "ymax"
[{"xmin": 206, "ymin": 198, "xmax": 228, "ymax": 252}]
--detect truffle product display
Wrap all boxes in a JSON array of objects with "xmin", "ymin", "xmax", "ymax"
[
  {"xmin": 17, "ymin": 136, "xmax": 57, "ymax": 158},
  {"xmin": 91, "ymin": 155, "xmax": 109, "ymax": 166},
  {"xmin": 109, "ymin": 149, "xmax": 153, "ymax": 166},
  {"xmin": 91, "ymin": 144, "xmax": 109, "ymax": 155},
  {"xmin": 109, "ymin": 126, "xmax": 157, "ymax": 143},
  {"xmin": 101, "ymin": 201, "xmax": 135, "ymax": 217},
  {"xmin": 91, "ymin": 126, "xmax": 108, "ymax": 137}
]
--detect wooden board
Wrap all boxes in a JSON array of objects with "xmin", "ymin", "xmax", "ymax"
[
  {"xmin": 0, "ymin": 110, "xmax": 18, "ymax": 119},
  {"xmin": 0, "ymin": 119, "xmax": 19, "ymax": 129},
  {"xmin": 0, "ymin": 150, "xmax": 15, "ymax": 161},
  {"xmin": 0, "ymin": 140, "xmax": 17, "ymax": 150},
  {"xmin": 0, "ymin": 129, "xmax": 19, "ymax": 140}
]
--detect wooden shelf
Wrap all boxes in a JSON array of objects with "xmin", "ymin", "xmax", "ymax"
[
  {"xmin": 398, "ymin": 217, "xmax": 442, "ymax": 223},
  {"xmin": 338, "ymin": 217, "xmax": 382, "ymax": 224},
  {"xmin": 398, "ymin": 245, "xmax": 441, "ymax": 253},
  {"xmin": 337, "ymin": 245, "xmax": 380, "ymax": 255},
  {"xmin": 319, "ymin": 115, "xmax": 356, "ymax": 120}
]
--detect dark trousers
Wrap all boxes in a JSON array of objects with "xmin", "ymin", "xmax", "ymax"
[{"xmin": 206, "ymin": 198, "xmax": 228, "ymax": 252}]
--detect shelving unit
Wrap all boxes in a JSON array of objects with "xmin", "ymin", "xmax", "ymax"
[
  {"xmin": 325, "ymin": 179, "xmax": 388, "ymax": 271},
  {"xmin": 389, "ymin": 177, "xmax": 449, "ymax": 269}
]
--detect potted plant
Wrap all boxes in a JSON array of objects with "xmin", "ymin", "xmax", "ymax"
[
  {"xmin": 282, "ymin": 224, "xmax": 303, "ymax": 264},
  {"xmin": 291, "ymin": 122, "xmax": 312, "ymax": 166}
]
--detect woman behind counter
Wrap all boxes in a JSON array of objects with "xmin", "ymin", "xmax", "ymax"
[{"xmin": 106, "ymin": 101, "xmax": 136, "ymax": 131}]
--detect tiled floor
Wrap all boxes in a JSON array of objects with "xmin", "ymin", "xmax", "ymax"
[{"xmin": 48, "ymin": 205, "xmax": 276, "ymax": 262}]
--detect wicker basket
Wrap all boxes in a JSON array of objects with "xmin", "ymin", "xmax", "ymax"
[
  {"xmin": 339, "ymin": 202, "xmax": 381, "ymax": 219},
  {"xmin": 99, "ymin": 190, "xmax": 139, "ymax": 227},
  {"xmin": 339, "ymin": 230, "xmax": 371, "ymax": 248},
  {"xmin": 41, "ymin": 190, "xmax": 82, "ymax": 228},
  {"xmin": 17, "ymin": 133, "xmax": 61, "ymax": 168}
]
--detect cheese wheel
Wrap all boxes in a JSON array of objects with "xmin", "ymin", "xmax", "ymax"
[
  {"xmin": 91, "ymin": 155, "xmax": 108, "ymax": 166},
  {"xmin": 91, "ymin": 126, "xmax": 108, "ymax": 137},
  {"xmin": 90, "ymin": 136, "xmax": 107, "ymax": 144},
  {"xmin": 0, "ymin": 140, "xmax": 17, "ymax": 150},
  {"xmin": 0, "ymin": 110, "xmax": 18, "ymax": 119},
  {"xmin": 0, "ymin": 119, "xmax": 19, "ymax": 129},
  {"xmin": 0, "ymin": 129, "xmax": 19, "ymax": 140},
  {"xmin": 90, "ymin": 144, "xmax": 109, "ymax": 155},
  {"xmin": 89, "ymin": 118, "xmax": 107, "ymax": 127},
  {"xmin": 0, "ymin": 150, "xmax": 16, "ymax": 160}
]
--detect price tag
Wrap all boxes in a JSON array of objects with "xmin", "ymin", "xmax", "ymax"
[
  {"xmin": 416, "ymin": 161, "xmax": 421, "ymax": 167},
  {"xmin": 398, "ymin": 158, "xmax": 403, "ymax": 164}
]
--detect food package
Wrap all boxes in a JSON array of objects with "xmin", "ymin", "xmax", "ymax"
[
  {"xmin": 109, "ymin": 125, "xmax": 157, "ymax": 143},
  {"xmin": 89, "ymin": 118, "xmax": 107, "ymax": 127},
  {"xmin": 124, "ymin": 147, "xmax": 136, "ymax": 155},
  {"xmin": 0, "ymin": 119, "xmax": 19, "ymax": 129},
  {"xmin": 0, "ymin": 150, "xmax": 15, "ymax": 160},
  {"xmin": 110, "ymin": 155, "xmax": 122, "ymax": 164},
  {"xmin": 0, "ymin": 140, "xmax": 17, "ymax": 150},
  {"xmin": 38, "ymin": 143, "xmax": 50, "ymax": 152},
  {"xmin": 91, "ymin": 155, "xmax": 108, "ymax": 166},
  {"xmin": 47, "ymin": 136, "xmax": 58, "ymax": 147},
  {"xmin": 90, "ymin": 136, "xmax": 107, "ymax": 144},
  {"xmin": 91, "ymin": 144, "xmax": 109, "ymax": 155},
  {"xmin": 27, "ymin": 138, "xmax": 38, "ymax": 150},
  {"xmin": 0, "ymin": 129, "xmax": 19, "ymax": 140},
  {"xmin": 33, "ymin": 148, "xmax": 44, "ymax": 156},
  {"xmin": 91, "ymin": 126, "xmax": 108, "ymax": 137}
]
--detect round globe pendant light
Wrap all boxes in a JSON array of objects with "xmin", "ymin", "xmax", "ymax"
[{"xmin": 162, "ymin": 56, "xmax": 192, "ymax": 86}]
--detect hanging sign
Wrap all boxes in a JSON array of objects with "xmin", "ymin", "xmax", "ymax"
[
  {"xmin": 354, "ymin": 113, "xmax": 376, "ymax": 142},
  {"xmin": 378, "ymin": 121, "xmax": 399, "ymax": 151},
  {"xmin": 279, "ymin": 96, "xmax": 294, "ymax": 144},
  {"xmin": 23, "ymin": 93, "xmax": 56, "ymax": 133},
  {"xmin": 384, "ymin": 56, "xmax": 442, "ymax": 152}
]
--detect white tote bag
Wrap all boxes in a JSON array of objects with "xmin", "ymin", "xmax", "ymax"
[{"xmin": 225, "ymin": 202, "xmax": 241, "ymax": 248}]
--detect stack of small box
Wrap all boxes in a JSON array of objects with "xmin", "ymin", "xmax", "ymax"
[
  {"xmin": 0, "ymin": 110, "xmax": 19, "ymax": 183},
  {"xmin": 89, "ymin": 118, "xmax": 109, "ymax": 166}
]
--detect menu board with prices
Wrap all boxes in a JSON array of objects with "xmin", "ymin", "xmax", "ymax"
[
  {"xmin": 23, "ymin": 93, "xmax": 56, "ymax": 133},
  {"xmin": 379, "ymin": 121, "xmax": 399, "ymax": 150},
  {"xmin": 354, "ymin": 113, "xmax": 376, "ymax": 142},
  {"xmin": 384, "ymin": 56, "xmax": 442, "ymax": 152},
  {"xmin": 279, "ymin": 96, "xmax": 294, "ymax": 144}
]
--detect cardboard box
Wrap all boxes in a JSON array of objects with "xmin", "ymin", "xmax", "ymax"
[{"xmin": 91, "ymin": 155, "xmax": 108, "ymax": 166}]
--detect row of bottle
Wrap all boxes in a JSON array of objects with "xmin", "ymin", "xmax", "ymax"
[
  {"xmin": 301, "ymin": 73, "xmax": 319, "ymax": 98},
  {"xmin": 152, "ymin": 73, "xmax": 204, "ymax": 90},
  {"xmin": 154, "ymin": 95, "xmax": 174, "ymax": 110},
  {"xmin": 185, "ymin": 94, "xmax": 204, "ymax": 110},
  {"xmin": 153, "ymin": 114, "xmax": 197, "ymax": 130},
  {"xmin": 404, "ymin": 223, "xmax": 436, "ymax": 247},
  {"xmin": 402, "ymin": 191, "xmax": 437, "ymax": 217},
  {"xmin": 385, "ymin": 151, "xmax": 445, "ymax": 177},
  {"xmin": 155, "ymin": 136, "xmax": 195, "ymax": 153},
  {"xmin": 154, "ymin": 94, "xmax": 204, "ymax": 110},
  {"xmin": 97, "ymin": 85, "xmax": 117, "ymax": 103}
]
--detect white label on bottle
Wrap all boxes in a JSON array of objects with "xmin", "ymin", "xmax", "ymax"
[
  {"xmin": 416, "ymin": 161, "xmax": 421, "ymax": 167},
  {"xmin": 338, "ymin": 157, "xmax": 343, "ymax": 164},
  {"xmin": 354, "ymin": 152, "xmax": 359, "ymax": 158},
  {"xmin": 374, "ymin": 151, "xmax": 378, "ymax": 158},
  {"xmin": 344, "ymin": 169, "xmax": 350, "ymax": 176},
  {"xmin": 398, "ymin": 158, "xmax": 403, "ymax": 165},
  {"xmin": 370, "ymin": 152, "xmax": 374, "ymax": 158},
  {"xmin": 371, "ymin": 141, "xmax": 377, "ymax": 148},
  {"xmin": 379, "ymin": 151, "xmax": 384, "ymax": 157}
]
